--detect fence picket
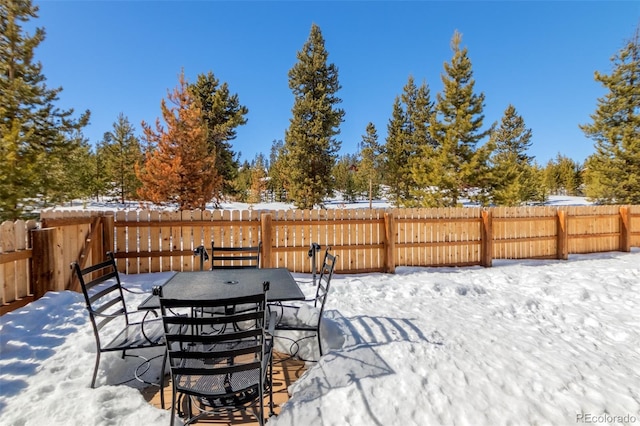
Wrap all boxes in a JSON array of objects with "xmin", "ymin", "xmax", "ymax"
[
  {"xmin": 1, "ymin": 221, "xmax": 16, "ymax": 304},
  {"xmin": 182, "ymin": 210, "xmax": 194, "ymax": 271},
  {"xmin": 149, "ymin": 211, "xmax": 160, "ymax": 272}
]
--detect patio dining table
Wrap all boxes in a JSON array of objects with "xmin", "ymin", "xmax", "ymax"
[{"xmin": 138, "ymin": 267, "xmax": 305, "ymax": 309}]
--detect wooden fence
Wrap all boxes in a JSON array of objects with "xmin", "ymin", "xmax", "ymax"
[
  {"xmin": 2, "ymin": 205, "xmax": 639, "ymax": 314},
  {"xmin": 0, "ymin": 219, "xmax": 38, "ymax": 314}
]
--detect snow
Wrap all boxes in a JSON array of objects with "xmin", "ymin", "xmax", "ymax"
[{"xmin": 2, "ymin": 249, "xmax": 640, "ymax": 425}]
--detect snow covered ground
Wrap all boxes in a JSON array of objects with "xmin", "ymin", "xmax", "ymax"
[{"xmin": 1, "ymin": 249, "xmax": 639, "ymax": 425}]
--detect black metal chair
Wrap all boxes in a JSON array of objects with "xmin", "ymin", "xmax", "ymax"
[
  {"xmin": 210, "ymin": 240, "xmax": 262, "ymax": 269},
  {"xmin": 158, "ymin": 281, "xmax": 276, "ymax": 426},
  {"xmin": 272, "ymin": 247, "xmax": 337, "ymax": 357},
  {"xmin": 71, "ymin": 252, "xmax": 167, "ymax": 390}
]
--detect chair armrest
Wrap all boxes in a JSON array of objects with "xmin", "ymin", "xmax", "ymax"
[
  {"xmin": 87, "ymin": 308, "xmax": 127, "ymax": 319},
  {"xmin": 121, "ymin": 286, "xmax": 148, "ymax": 295},
  {"xmin": 140, "ymin": 311, "xmax": 163, "ymax": 344},
  {"xmin": 278, "ymin": 302, "xmax": 306, "ymax": 309},
  {"xmin": 127, "ymin": 307, "xmax": 159, "ymax": 319}
]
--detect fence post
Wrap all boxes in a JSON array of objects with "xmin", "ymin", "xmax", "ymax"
[
  {"xmin": 481, "ymin": 210, "xmax": 493, "ymax": 267},
  {"xmin": 261, "ymin": 213, "xmax": 273, "ymax": 268},
  {"xmin": 620, "ymin": 206, "xmax": 631, "ymax": 252},
  {"xmin": 383, "ymin": 212, "xmax": 396, "ymax": 273},
  {"xmin": 103, "ymin": 213, "xmax": 115, "ymax": 257},
  {"xmin": 31, "ymin": 227, "xmax": 56, "ymax": 300},
  {"xmin": 557, "ymin": 210, "xmax": 568, "ymax": 260}
]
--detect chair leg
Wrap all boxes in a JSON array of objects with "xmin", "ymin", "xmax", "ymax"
[
  {"xmin": 160, "ymin": 350, "xmax": 168, "ymax": 409},
  {"xmin": 268, "ymin": 351, "xmax": 275, "ymax": 417},
  {"xmin": 169, "ymin": 384, "xmax": 177, "ymax": 426},
  {"xmin": 258, "ymin": 386, "xmax": 265, "ymax": 426},
  {"xmin": 91, "ymin": 351, "xmax": 101, "ymax": 388}
]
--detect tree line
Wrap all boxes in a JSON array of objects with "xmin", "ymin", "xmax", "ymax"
[{"xmin": 1, "ymin": 0, "xmax": 638, "ymax": 220}]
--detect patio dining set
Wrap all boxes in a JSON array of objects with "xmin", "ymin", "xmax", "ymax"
[{"xmin": 71, "ymin": 242, "xmax": 337, "ymax": 426}]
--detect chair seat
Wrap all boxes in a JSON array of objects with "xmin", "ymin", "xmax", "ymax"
[
  {"xmin": 103, "ymin": 316, "xmax": 165, "ymax": 351},
  {"xmin": 273, "ymin": 303, "xmax": 320, "ymax": 330},
  {"xmin": 174, "ymin": 339, "xmax": 273, "ymax": 397}
]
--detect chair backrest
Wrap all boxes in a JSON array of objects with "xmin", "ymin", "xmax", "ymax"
[
  {"xmin": 313, "ymin": 248, "xmax": 338, "ymax": 317},
  {"xmin": 210, "ymin": 240, "xmax": 262, "ymax": 269},
  {"xmin": 71, "ymin": 253, "xmax": 129, "ymax": 348},
  {"xmin": 158, "ymin": 282, "xmax": 270, "ymax": 398}
]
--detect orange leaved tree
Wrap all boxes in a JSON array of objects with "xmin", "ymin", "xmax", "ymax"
[{"xmin": 137, "ymin": 70, "xmax": 221, "ymax": 209}]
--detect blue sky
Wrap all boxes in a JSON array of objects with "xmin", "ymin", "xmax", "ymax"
[{"xmin": 28, "ymin": 1, "xmax": 639, "ymax": 165}]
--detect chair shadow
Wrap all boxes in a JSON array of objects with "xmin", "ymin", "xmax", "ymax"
[
  {"xmin": 280, "ymin": 310, "xmax": 443, "ymax": 426},
  {"xmin": 326, "ymin": 310, "xmax": 444, "ymax": 348}
]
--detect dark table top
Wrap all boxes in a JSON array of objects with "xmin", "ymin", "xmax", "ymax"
[{"xmin": 138, "ymin": 268, "xmax": 305, "ymax": 310}]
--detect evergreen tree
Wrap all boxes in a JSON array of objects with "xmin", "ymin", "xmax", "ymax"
[
  {"xmin": 580, "ymin": 27, "xmax": 640, "ymax": 204},
  {"xmin": 96, "ymin": 113, "xmax": 143, "ymax": 203},
  {"xmin": 282, "ymin": 23, "xmax": 345, "ymax": 209},
  {"xmin": 38, "ymin": 131, "xmax": 94, "ymax": 207},
  {"xmin": 412, "ymin": 31, "xmax": 491, "ymax": 207},
  {"xmin": 0, "ymin": 0, "xmax": 89, "ymax": 220},
  {"xmin": 544, "ymin": 154, "xmax": 582, "ymax": 196},
  {"xmin": 383, "ymin": 76, "xmax": 434, "ymax": 206},
  {"xmin": 355, "ymin": 122, "xmax": 384, "ymax": 203},
  {"xmin": 267, "ymin": 139, "xmax": 287, "ymax": 202},
  {"xmin": 489, "ymin": 104, "xmax": 535, "ymax": 206},
  {"xmin": 527, "ymin": 163, "xmax": 548, "ymax": 204},
  {"xmin": 189, "ymin": 72, "xmax": 248, "ymax": 198},
  {"xmin": 543, "ymin": 157, "xmax": 561, "ymax": 195},
  {"xmin": 333, "ymin": 153, "xmax": 359, "ymax": 202},
  {"xmin": 137, "ymin": 70, "xmax": 219, "ymax": 209},
  {"xmin": 233, "ymin": 160, "xmax": 252, "ymax": 203},
  {"xmin": 248, "ymin": 153, "xmax": 268, "ymax": 204},
  {"xmin": 383, "ymin": 97, "xmax": 410, "ymax": 204}
]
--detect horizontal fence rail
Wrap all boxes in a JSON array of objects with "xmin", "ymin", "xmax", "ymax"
[{"xmin": 1, "ymin": 205, "xmax": 637, "ymax": 315}]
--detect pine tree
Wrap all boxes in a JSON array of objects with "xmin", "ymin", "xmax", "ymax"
[
  {"xmin": 0, "ymin": 0, "xmax": 89, "ymax": 219},
  {"xmin": 333, "ymin": 153, "xmax": 359, "ymax": 202},
  {"xmin": 248, "ymin": 154, "xmax": 268, "ymax": 204},
  {"xmin": 489, "ymin": 104, "xmax": 535, "ymax": 206},
  {"xmin": 405, "ymin": 78, "xmax": 436, "ymax": 207},
  {"xmin": 189, "ymin": 72, "xmax": 248, "ymax": 198},
  {"xmin": 233, "ymin": 160, "xmax": 252, "ymax": 203},
  {"xmin": 543, "ymin": 156, "xmax": 564, "ymax": 195},
  {"xmin": 97, "ymin": 113, "xmax": 143, "ymax": 203},
  {"xmin": 413, "ymin": 31, "xmax": 491, "ymax": 207},
  {"xmin": 355, "ymin": 122, "xmax": 384, "ymax": 204},
  {"xmin": 543, "ymin": 154, "xmax": 583, "ymax": 196},
  {"xmin": 383, "ymin": 97, "xmax": 410, "ymax": 204},
  {"xmin": 527, "ymin": 163, "xmax": 548, "ymax": 204},
  {"xmin": 137, "ymin": 71, "xmax": 219, "ymax": 209},
  {"xmin": 283, "ymin": 23, "xmax": 345, "ymax": 209},
  {"xmin": 36, "ymin": 131, "xmax": 94, "ymax": 207},
  {"xmin": 267, "ymin": 139, "xmax": 287, "ymax": 202},
  {"xmin": 383, "ymin": 76, "xmax": 435, "ymax": 206},
  {"xmin": 581, "ymin": 27, "xmax": 640, "ymax": 204}
]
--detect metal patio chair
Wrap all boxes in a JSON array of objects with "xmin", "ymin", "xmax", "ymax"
[
  {"xmin": 158, "ymin": 281, "xmax": 276, "ymax": 426},
  {"xmin": 272, "ymin": 247, "xmax": 337, "ymax": 357},
  {"xmin": 71, "ymin": 252, "xmax": 167, "ymax": 391}
]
